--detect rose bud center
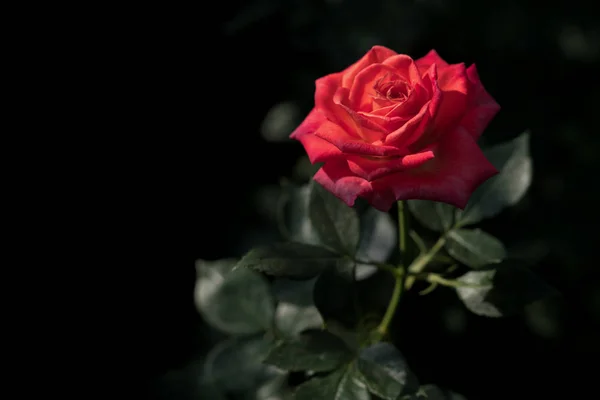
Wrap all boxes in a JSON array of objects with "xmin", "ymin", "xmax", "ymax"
[{"xmin": 374, "ymin": 78, "xmax": 411, "ymax": 103}]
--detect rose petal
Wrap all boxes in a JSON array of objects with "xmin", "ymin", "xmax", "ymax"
[
  {"xmin": 415, "ymin": 49, "xmax": 449, "ymax": 76},
  {"xmin": 315, "ymin": 73, "xmax": 342, "ymax": 114},
  {"xmin": 384, "ymin": 64, "xmax": 443, "ymax": 149},
  {"xmin": 314, "ymin": 161, "xmax": 372, "ymax": 207},
  {"xmin": 290, "ymin": 109, "xmax": 344, "ymax": 163},
  {"xmin": 313, "ymin": 127, "xmax": 497, "ymax": 212},
  {"xmin": 382, "ymin": 54, "xmax": 422, "ymax": 85},
  {"xmin": 369, "ymin": 81, "xmax": 430, "ymax": 119},
  {"xmin": 459, "ymin": 64, "xmax": 501, "ymax": 139},
  {"xmin": 341, "ymin": 45, "xmax": 397, "ymax": 88},
  {"xmin": 383, "ymin": 100, "xmax": 431, "ymax": 147},
  {"xmin": 314, "ymin": 160, "xmax": 396, "ymax": 211},
  {"xmin": 333, "ymin": 88, "xmax": 387, "ymax": 142},
  {"xmin": 295, "ymin": 134, "xmax": 344, "ymax": 164},
  {"xmin": 373, "ymin": 127, "xmax": 498, "ymax": 209},
  {"xmin": 290, "ymin": 108, "xmax": 326, "ymax": 139},
  {"xmin": 419, "ymin": 63, "xmax": 438, "ymax": 96},
  {"xmin": 357, "ymin": 111, "xmax": 409, "ymax": 133},
  {"xmin": 438, "ymin": 62, "xmax": 468, "ymax": 93},
  {"xmin": 315, "ymin": 73, "xmax": 364, "ymax": 138},
  {"xmin": 315, "ymin": 121, "xmax": 405, "ymax": 157},
  {"xmin": 428, "ymin": 62, "xmax": 469, "ymax": 139},
  {"xmin": 348, "ymin": 63, "xmax": 405, "ymax": 111},
  {"xmin": 346, "ymin": 150, "xmax": 435, "ymax": 181}
]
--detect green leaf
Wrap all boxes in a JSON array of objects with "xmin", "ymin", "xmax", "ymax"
[
  {"xmin": 203, "ymin": 335, "xmax": 284, "ymax": 393},
  {"xmin": 272, "ymin": 277, "xmax": 317, "ymax": 307},
  {"xmin": 455, "ymin": 131, "xmax": 532, "ymax": 227},
  {"xmin": 355, "ymin": 271, "xmax": 396, "ymax": 317},
  {"xmin": 161, "ymin": 361, "xmax": 228, "ymax": 400},
  {"xmin": 237, "ymin": 242, "xmax": 343, "ymax": 280},
  {"xmin": 324, "ymin": 320, "xmax": 360, "ymax": 352},
  {"xmin": 272, "ymin": 278, "xmax": 324, "ymax": 337},
  {"xmin": 407, "ymin": 200, "xmax": 456, "ymax": 232},
  {"xmin": 264, "ymin": 329, "xmax": 353, "ymax": 372},
  {"xmin": 195, "ymin": 260, "xmax": 275, "ymax": 334},
  {"xmin": 254, "ymin": 184, "xmax": 285, "ymax": 226},
  {"xmin": 402, "ymin": 385, "xmax": 467, "ymax": 399},
  {"xmin": 445, "ymin": 229, "xmax": 506, "ymax": 268},
  {"xmin": 355, "ymin": 207, "xmax": 396, "ymax": 280},
  {"xmin": 456, "ymin": 265, "xmax": 560, "ymax": 317},
  {"xmin": 313, "ymin": 258, "xmax": 358, "ymax": 328},
  {"xmin": 260, "ymin": 101, "xmax": 300, "ymax": 143},
  {"xmin": 357, "ymin": 343, "xmax": 419, "ymax": 400},
  {"xmin": 294, "ymin": 363, "xmax": 371, "ymax": 400},
  {"xmin": 275, "ymin": 302, "xmax": 324, "ymax": 339},
  {"xmin": 280, "ymin": 183, "xmax": 321, "ymax": 246},
  {"xmin": 251, "ymin": 372, "xmax": 292, "ymax": 400},
  {"xmin": 292, "ymin": 156, "xmax": 322, "ymax": 182},
  {"xmin": 308, "ymin": 180, "xmax": 360, "ymax": 255}
]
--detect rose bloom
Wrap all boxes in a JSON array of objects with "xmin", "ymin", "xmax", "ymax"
[{"xmin": 291, "ymin": 46, "xmax": 500, "ymax": 212}]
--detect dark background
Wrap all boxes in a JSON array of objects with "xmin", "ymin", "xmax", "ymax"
[{"xmin": 137, "ymin": 0, "xmax": 600, "ymax": 398}]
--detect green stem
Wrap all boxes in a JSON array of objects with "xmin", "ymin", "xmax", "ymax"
[
  {"xmin": 404, "ymin": 235, "xmax": 446, "ymax": 290},
  {"xmin": 426, "ymin": 273, "xmax": 489, "ymax": 289},
  {"xmin": 374, "ymin": 271, "xmax": 404, "ymax": 337},
  {"xmin": 373, "ymin": 201, "xmax": 409, "ymax": 339},
  {"xmin": 418, "ymin": 281, "xmax": 438, "ymax": 295},
  {"xmin": 409, "ymin": 230, "xmax": 426, "ymax": 253},
  {"xmin": 398, "ymin": 200, "xmax": 409, "ymax": 267},
  {"xmin": 432, "ymin": 254, "xmax": 455, "ymax": 264}
]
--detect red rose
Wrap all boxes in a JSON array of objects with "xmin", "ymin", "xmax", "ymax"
[{"xmin": 291, "ymin": 46, "xmax": 500, "ymax": 212}]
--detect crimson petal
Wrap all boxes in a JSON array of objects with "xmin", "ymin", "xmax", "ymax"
[{"xmin": 459, "ymin": 64, "xmax": 501, "ymax": 140}]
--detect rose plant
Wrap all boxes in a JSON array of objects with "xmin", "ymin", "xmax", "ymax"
[{"xmin": 194, "ymin": 47, "xmax": 556, "ymax": 400}]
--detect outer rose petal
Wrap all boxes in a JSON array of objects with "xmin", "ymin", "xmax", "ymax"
[
  {"xmin": 315, "ymin": 72, "xmax": 361, "ymax": 137},
  {"xmin": 376, "ymin": 127, "xmax": 498, "ymax": 209},
  {"xmin": 290, "ymin": 109, "xmax": 343, "ymax": 163},
  {"xmin": 315, "ymin": 72, "xmax": 342, "ymax": 115},
  {"xmin": 295, "ymin": 134, "xmax": 343, "ymax": 164},
  {"xmin": 429, "ymin": 62, "xmax": 469, "ymax": 137},
  {"xmin": 290, "ymin": 108, "xmax": 326, "ymax": 139},
  {"xmin": 315, "ymin": 121, "xmax": 405, "ymax": 157},
  {"xmin": 314, "ymin": 160, "xmax": 372, "ymax": 207},
  {"xmin": 314, "ymin": 160, "xmax": 399, "ymax": 211},
  {"xmin": 459, "ymin": 64, "xmax": 501, "ymax": 139},
  {"xmin": 415, "ymin": 49, "xmax": 449, "ymax": 76},
  {"xmin": 340, "ymin": 45, "xmax": 397, "ymax": 88},
  {"xmin": 315, "ymin": 127, "xmax": 498, "ymax": 211},
  {"xmin": 345, "ymin": 150, "xmax": 435, "ymax": 181}
]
